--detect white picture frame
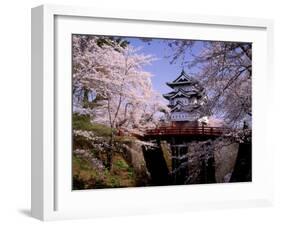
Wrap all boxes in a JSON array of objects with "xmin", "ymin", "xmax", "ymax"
[{"xmin": 31, "ymin": 4, "xmax": 274, "ymax": 221}]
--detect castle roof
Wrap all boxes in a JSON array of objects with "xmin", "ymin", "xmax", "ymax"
[
  {"xmin": 166, "ymin": 69, "xmax": 198, "ymax": 88},
  {"xmin": 171, "ymin": 102, "xmax": 185, "ymax": 112},
  {"xmin": 163, "ymin": 88, "xmax": 200, "ymax": 100},
  {"xmin": 170, "ymin": 101, "xmax": 201, "ymax": 113}
]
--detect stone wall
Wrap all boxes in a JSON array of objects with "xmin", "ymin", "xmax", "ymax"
[
  {"xmin": 122, "ymin": 142, "xmax": 151, "ymax": 186},
  {"xmin": 157, "ymin": 138, "xmax": 240, "ymax": 184}
]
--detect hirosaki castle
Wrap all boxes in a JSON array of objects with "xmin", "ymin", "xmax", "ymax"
[{"xmin": 163, "ymin": 70, "xmax": 207, "ymax": 126}]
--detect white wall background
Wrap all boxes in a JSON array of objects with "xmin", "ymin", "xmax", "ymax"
[{"xmin": 0, "ymin": 0, "xmax": 280, "ymax": 225}]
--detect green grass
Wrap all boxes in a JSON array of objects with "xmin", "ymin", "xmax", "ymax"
[
  {"xmin": 127, "ymin": 167, "xmax": 135, "ymax": 179},
  {"xmin": 72, "ymin": 114, "xmax": 138, "ymax": 189},
  {"xmin": 114, "ymin": 159, "xmax": 135, "ymax": 180},
  {"xmin": 73, "ymin": 154, "xmax": 136, "ymax": 190},
  {"xmin": 113, "ymin": 135, "xmax": 137, "ymax": 143},
  {"xmin": 73, "ymin": 155, "xmax": 89, "ymax": 170},
  {"xmin": 73, "ymin": 113, "xmax": 113, "ymax": 137},
  {"xmin": 114, "ymin": 159, "xmax": 129, "ymax": 170}
]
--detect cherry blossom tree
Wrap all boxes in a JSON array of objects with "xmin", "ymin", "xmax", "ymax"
[
  {"xmin": 72, "ymin": 35, "xmax": 169, "ymax": 168},
  {"xmin": 73, "ymin": 35, "xmax": 168, "ymax": 130},
  {"xmin": 165, "ymin": 40, "xmax": 252, "ymax": 183},
  {"xmin": 166, "ymin": 40, "xmax": 252, "ymax": 129}
]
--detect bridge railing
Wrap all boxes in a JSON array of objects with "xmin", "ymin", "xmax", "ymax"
[{"xmin": 145, "ymin": 126, "xmax": 231, "ymax": 137}]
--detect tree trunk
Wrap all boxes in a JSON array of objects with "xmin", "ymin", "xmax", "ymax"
[{"xmin": 106, "ymin": 129, "xmax": 114, "ymax": 170}]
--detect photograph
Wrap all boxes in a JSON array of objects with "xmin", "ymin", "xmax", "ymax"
[{"xmin": 72, "ymin": 34, "xmax": 252, "ymax": 190}]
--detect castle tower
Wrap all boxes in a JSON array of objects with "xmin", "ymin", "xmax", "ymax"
[{"xmin": 163, "ymin": 70, "xmax": 207, "ymax": 126}]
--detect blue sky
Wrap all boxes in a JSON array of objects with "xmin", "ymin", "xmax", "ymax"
[{"xmin": 124, "ymin": 37, "xmax": 203, "ymax": 95}]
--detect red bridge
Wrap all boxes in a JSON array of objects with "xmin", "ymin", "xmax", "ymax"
[{"xmin": 145, "ymin": 126, "xmax": 231, "ymax": 138}]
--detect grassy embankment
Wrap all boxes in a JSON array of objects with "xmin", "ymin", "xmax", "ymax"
[{"xmin": 72, "ymin": 114, "xmax": 136, "ymax": 189}]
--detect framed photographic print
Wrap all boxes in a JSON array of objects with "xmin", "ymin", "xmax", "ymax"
[{"xmin": 31, "ymin": 4, "xmax": 274, "ymax": 221}]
